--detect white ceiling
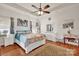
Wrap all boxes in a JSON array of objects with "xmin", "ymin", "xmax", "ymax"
[
  {"xmin": 17, "ymin": 3, "xmax": 61, "ymax": 11},
  {"xmin": 2, "ymin": 3, "xmax": 79, "ymax": 16}
]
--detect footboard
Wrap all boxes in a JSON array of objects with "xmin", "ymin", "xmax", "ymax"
[{"xmin": 25, "ymin": 39, "xmax": 45, "ymax": 53}]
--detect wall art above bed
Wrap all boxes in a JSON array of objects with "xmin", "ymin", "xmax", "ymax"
[
  {"xmin": 63, "ymin": 22, "xmax": 74, "ymax": 29},
  {"xmin": 17, "ymin": 18, "xmax": 28, "ymax": 27}
]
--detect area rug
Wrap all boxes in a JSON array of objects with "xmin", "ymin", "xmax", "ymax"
[{"xmin": 27, "ymin": 43, "xmax": 75, "ymax": 56}]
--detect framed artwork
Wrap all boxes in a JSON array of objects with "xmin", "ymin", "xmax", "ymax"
[
  {"xmin": 46, "ymin": 24, "xmax": 53, "ymax": 32},
  {"xmin": 17, "ymin": 18, "xmax": 22, "ymax": 26},
  {"xmin": 17, "ymin": 18, "xmax": 28, "ymax": 27},
  {"xmin": 24, "ymin": 20, "xmax": 28, "ymax": 27},
  {"xmin": 63, "ymin": 22, "xmax": 74, "ymax": 29},
  {"xmin": 36, "ymin": 20, "xmax": 41, "ymax": 33}
]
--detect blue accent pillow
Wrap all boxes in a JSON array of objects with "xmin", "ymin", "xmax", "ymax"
[{"xmin": 15, "ymin": 33, "xmax": 20, "ymax": 41}]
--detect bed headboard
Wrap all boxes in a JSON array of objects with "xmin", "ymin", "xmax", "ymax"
[{"xmin": 16, "ymin": 30, "xmax": 31, "ymax": 34}]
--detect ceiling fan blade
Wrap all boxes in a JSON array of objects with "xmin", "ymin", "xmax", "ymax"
[
  {"xmin": 44, "ymin": 5, "xmax": 50, "ymax": 9},
  {"xmin": 32, "ymin": 5, "xmax": 39, "ymax": 10},
  {"xmin": 43, "ymin": 11, "xmax": 50, "ymax": 14}
]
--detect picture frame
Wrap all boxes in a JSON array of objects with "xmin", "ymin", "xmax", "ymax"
[
  {"xmin": 47, "ymin": 24, "xmax": 53, "ymax": 32},
  {"xmin": 17, "ymin": 18, "xmax": 28, "ymax": 27},
  {"xmin": 63, "ymin": 22, "xmax": 74, "ymax": 29}
]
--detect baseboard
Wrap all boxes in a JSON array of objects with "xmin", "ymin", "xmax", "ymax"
[
  {"xmin": 0, "ymin": 45, "xmax": 4, "ymax": 47},
  {"xmin": 46, "ymin": 40, "xmax": 56, "ymax": 42}
]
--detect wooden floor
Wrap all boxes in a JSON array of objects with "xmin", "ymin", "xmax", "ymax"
[
  {"xmin": 0, "ymin": 40, "xmax": 79, "ymax": 56},
  {"xmin": 0, "ymin": 44, "xmax": 26, "ymax": 56},
  {"xmin": 47, "ymin": 40, "xmax": 79, "ymax": 56}
]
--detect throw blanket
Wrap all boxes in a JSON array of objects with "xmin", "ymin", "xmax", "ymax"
[{"xmin": 25, "ymin": 34, "xmax": 46, "ymax": 46}]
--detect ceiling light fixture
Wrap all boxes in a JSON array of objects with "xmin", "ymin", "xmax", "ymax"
[
  {"xmin": 37, "ymin": 11, "xmax": 44, "ymax": 16},
  {"xmin": 32, "ymin": 3, "xmax": 50, "ymax": 16}
]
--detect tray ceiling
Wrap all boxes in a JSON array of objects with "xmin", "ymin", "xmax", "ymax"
[{"xmin": 2, "ymin": 3, "xmax": 78, "ymax": 16}]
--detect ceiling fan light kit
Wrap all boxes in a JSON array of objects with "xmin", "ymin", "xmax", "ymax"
[
  {"xmin": 32, "ymin": 3, "xmax": 50, "ymax": 16},
  {"xmin": 37, "ymin": 11, "xmax": 44, "ymax": 16}
]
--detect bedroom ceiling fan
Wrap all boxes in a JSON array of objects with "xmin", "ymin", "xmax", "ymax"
[{"xmin": 32, "ymin": 3, "xmax": 50, "ymax": 16}]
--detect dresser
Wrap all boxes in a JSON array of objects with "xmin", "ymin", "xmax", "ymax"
[{"xmin": 64, "ymin": 34, "xmax": 79, "ymax": 46}]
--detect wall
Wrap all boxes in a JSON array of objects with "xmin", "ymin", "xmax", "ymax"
[
  {"xmin": 0, "ymin": 4, "xmax": 37, "ymax": 32},
  {"xmin": 35, "ymin": 14, "xmax": 58, "ymax": 41},
  {"xmin": 38, "ymin": 4, "xmax": 79, "ymax": 42},
  {"xmin": 38, "ymin": 14, "xmax": 58, "ymax": 34},
  {"xmin": 53, "ymin": 4, "xmax": 79, "ymax": 42},
  {"xmin": 0, "ymin": 4, "xmax": 37, "ymax": 46},
  {"xmin": 53, "ymin": 4, "xmax": 79, "ymax": 35}
]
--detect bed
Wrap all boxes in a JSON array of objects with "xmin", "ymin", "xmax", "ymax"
[{"xmin": 15, "ymin": 31, "xmax": 46, "ymax": 53}]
